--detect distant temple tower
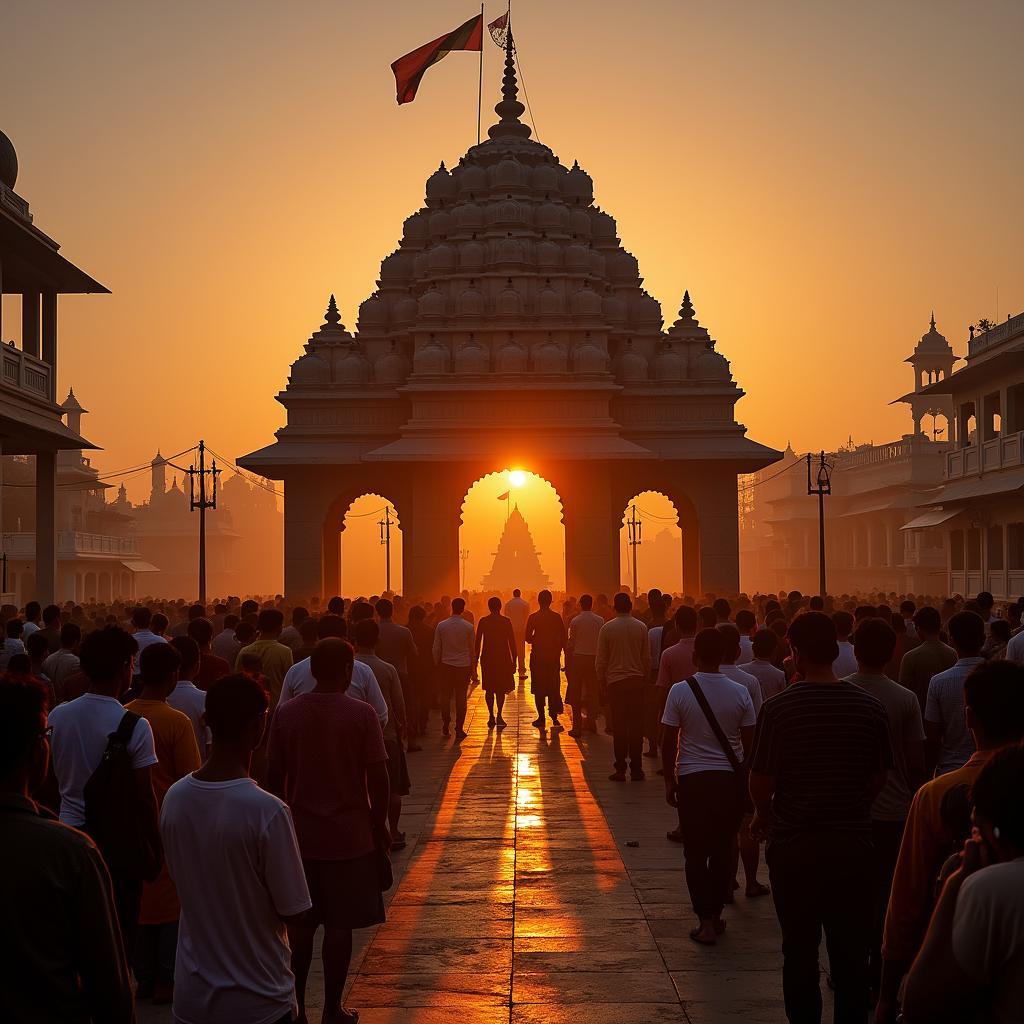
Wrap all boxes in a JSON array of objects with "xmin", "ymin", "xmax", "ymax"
[
  {"xmin": 898, "ymin": 314, "xmax": 956, "ymax": 438},
  {"xmin": 481, "ymin": 506, "xmax": 551, "ymax": 592}
]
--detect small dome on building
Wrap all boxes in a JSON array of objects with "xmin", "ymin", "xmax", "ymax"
[
  {"xmin": 402, "ymin": 213, "xmax": 429, "ymax": 245},
  {"xmin": 534, "ymin": 336, "xmax": 568, "ymax": 374},
  {"xmin": 915, "ymin": 312, "xmax": 953, "ymax": 355},
  {"xmin": 428, "ymin": 209, "xmax": 453, "ymax": 239},
  {"xmin": 602, "ymin": 290, "xmax": 627, "ymax": 322},
  {"xmin": 536, "ymin": 239, "xmax": 560, "ymax": 267},
  {"xmin": 497, "ymin": 236, "xmax": 524, "ymax": 263},
  {"xmin": 393, "ymin": 295, "xmax": 418, "ymax": 323},
  {"xmin": 608, "ymin": 250, "xmax": 640, "ymax": 282},
  {"xmin": 532, "ymin": 163, "xmax": 559, "ymax": 192},
  {"xmin": 0, "ymin": 129, "xmax": 17, "ymax": 190},
  {"xmin": 571, "ymin": 283, "xmax": 602, "ymax": 316},
  {"xmin": 570, "ymin": 209, "xmax": 592, "ymax": 238},
  {"xmin": 591, "ymin": 209, "xmax": 617, "ymax": 242},
  {"xmin": 427, "ymin": 243, "xmax": 456, "ymax": 272},
  {"xmin": 694, "ymin": 346, "xmax": 731, "ymax": 381},
  {"xmin": 537, "ymin": 202, "xmax": 567, "ymax": 231},
  {"xmin": 418, "ymin": 286, "xmax": 446, "ymax": 318},
  {"xmin": 426, "ymin": 161, "xmax": 456, "ymax": 202},
  {"xmin": 616, "ymin": 339, "xmax": 649, "ymax": 382},
  {"xmin": 290, "ymin": 352, "xmax": 331, "ymax": 385},
  {"xmin": 358, "ymin": 293, "xmax": 387, "ymax": 327},
  {"xmin": 376, "ymin": 340, "xmax": 411, "ymax": 385},
  {"xmin": 459, "ymin": 240, "xmax": 485, "ymax": 269},
  {"xmin": 337, "ymin": 349, "xmax": 371, "ymax": 385},
  {"xmin": 497, "ymin": 335, "xmax": 528, "ymax": 373},
  {"xmin": 538, "ymin": 282, "xmax": 562, "ymax": 315},
  {"xmin": 563, "ymin": 160, "xmax": 593, "ymax": 204},
  {"xmin": 457, "ymin": 163, "xmax": 487, "ymax": 193},
  {"xmin": 496, "ymin": 280, "xmax": 522, "ymax": 315},
  {"xmin": 493, "ymin": 199, "xmax": 527, "ymax": 226},
  {"xmin": 455, "ymin": 335, "xmax": 490, "ymax": 374},
  {"xmin": 453, "ymin": 202, "xmax": 483, "ymax": 231},
  {"xmin": 458, "ymin": 283, "xmax": 485, "ymax": 316},
  {"xmin": 564, "ymin": 243, "xmax": 590, "ymax": 269},
  {"xmin": 380, "ymin": 250, "xmax": 414, "ymax": 283},
  {"xmin": 653, "ymin": 340, "xmax": 686, "ymax": 382},
  {"xmin": 492, "ymin": 157, "xmax": 525, "ymax": 189},
  {"xmin": 573, "ymin": 334, "xmax": 608, "ymax": 373},
  {"xmin": 414, "ymin": 335, "xmax": 449, "ymax": 374}
]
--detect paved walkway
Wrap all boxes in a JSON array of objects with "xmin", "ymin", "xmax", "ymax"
[{"xmin": 141, "ymin": 681, "xmax": 824, "ymax": 1023}]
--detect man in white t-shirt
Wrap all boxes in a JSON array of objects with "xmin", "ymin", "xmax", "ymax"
[
  {"xmin": 130, "ymin": 606, "xmax": 168, "ymax": 679},
  {"xmin": 162, "ymin": 673, "xmax": 312, "ymax": 1024},
  {"xmin": 48, "ymin": 625, "xmax": 159, "ymax": 954},
  {"xmin": 661, "ymin": 626, "xmax": 756, "ymax": 945},
  {"xmin": 568, "ymin": 595, "xmax": 604, "ymax": 736},
  {"xmin": 504, "ymin": 589, "xmax": 531, "ymax": 679},
  {"xmin": 735, "ymin": 609, "xmax": 758, "ymax": 666},
  {"xmin": 833, "ymin": 610, "xmax": 858, "ymax": 678},
  {"xmin": 717, "ymin": 624, "xmax": 763, "ymax": 718},
  {"xmin": 168, "ymin": 635, "xmax": 210, "ymax": 760},
  {"xmin": 279, "ymin": 650, "xmax": 388, "ymax": 727}
]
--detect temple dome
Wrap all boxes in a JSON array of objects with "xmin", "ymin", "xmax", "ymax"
[
  {"xmin": 617, "ymin": 339, "xmax": 648, "ymax": 382},
  {"xmin": 426, "ymin": 162, "xmax": 456, "ymax": 202},
  {"xmin": 393, "ymin": 296, "xmax": 418, "ymax": 323},
  {"xmin": 459, "ymin": 240, "xmax": 485, "ymax": 269},
  {"xmin": 563, "ymin": 161, "xmax": 593, "ymax": 204},
  {"xmin": 653, "ymin": 341, "xmax": 686, "ymax": 382},
  {"xmin": 455, "ymin": 335, "xmax": 490, "ymax": 374},
  {"xmin": 915, "ymin": 313, "xmax": 953, "ymax": 355},
  {"xmin": 427, "ymin": 243, "xmax": 456, "ymax": 272},
  {"xmin": 358, "ymin": 294, "xmax": 387, "ymax": 328},
  {"xmin": 380, "ymin": 250, "xmax": 414, "ymax": 283},
  {"xmin": 496, "ymin": 280, "xmax": 522, "ymax": 315},
  {"xmin": 0, "ymin": 129, "xmax": 18, "ymax": 190},
  {"xmin": 497, "ymin": 336, "xmax": 528, "ymax": 373},
  {"xmin": 534, "ymin": 337, "xmax": 567, "ymax": 373},
  {"xmin": 458, "ymin": 284, "xmax": 485, "ymax": 316},
  {"xmin": 290, "ymin": 352, "xmax": 330, "ymax": 385},
  {"xmin": 429, "ymin": 210, "xmax": 453, "ymax": 239},
  {"xmin": 457, "ymin": 163, "xmax": 487, "ymax": 193},
  {"xmin": 453, "ymin": 202, "xmax": 483, "ymax": 231},
  {"xmin": 573, "ymin": 335, "xmax": 608, "ymax": 373},
  {"xmin": 571, "ymin": 284, "xmax": 602, "ymax": 316},
  {"xmin": 418, "ymin": 286, "xmax": 445, "ymax": 318},
  {"xmin": 376, "ymin": 340, "xmax": 410, "ymax": 385},
  {"xmin": 694, "ymin": 346, "xmax": 731, "ymax": 381},
  {"xmin": 414, "ymin": 336, "xmax": 449, "ymax": 374},
  {"xmin": 337, "ymin": 349, "xmax": 371, "ymax": 384}
]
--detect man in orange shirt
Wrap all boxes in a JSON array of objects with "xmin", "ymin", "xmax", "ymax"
[
  {"xmin": 127, "ymin": 642, "xmax": 201, "ymax": 1005},
  {"xmin": 875, "ymin": 659, "xmax": 1024, "ymax": 1023}
]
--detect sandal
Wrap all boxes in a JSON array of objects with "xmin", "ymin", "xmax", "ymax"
[
  {"xmin": 689, "ymin": 927, "xmax": 717, "ymax": 946},
  {"xmin": 745, "ymin": 882, "xmax": 771, "ymax": 898}
]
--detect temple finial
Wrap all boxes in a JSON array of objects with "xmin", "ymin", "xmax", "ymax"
[
  {"xmin": 930, "ymin": 310, "xmax": 936, "ymax": 330},
  {"xmin": 487, "ymin": 15, "xmax": 531, "ymax": 140},
  {"xmin": 676, "ymin": 289, "xmax": 697, "ymax": 325},
  {"xmin": 325, "ymin": 294, "xmax": 341, "ymax": 326}
]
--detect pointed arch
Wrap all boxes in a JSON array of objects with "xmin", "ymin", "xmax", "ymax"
[
  {"xmin": 340, "ymin": 493, "xmax": 403, "ymax": 597},
  {"xmin": 619, "ymin": 491, "xmax": 683, "ymax": 594}
]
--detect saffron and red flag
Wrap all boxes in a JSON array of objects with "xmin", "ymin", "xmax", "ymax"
[
  {"xmin": 497, "ymin": 491, "xmax": 510, "ymax": 501},
  {"xmin": 487, "ymin": 12, "xmax": 510, "ymax": 49},
  {"xmin": 391, "ymin": 13, "xmax": 483, "ymax": 105}
]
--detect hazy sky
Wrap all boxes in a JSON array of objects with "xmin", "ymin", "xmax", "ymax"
[{"xmin": 3, "ymin": 0, "xmax": 1022, "ymax": 589}]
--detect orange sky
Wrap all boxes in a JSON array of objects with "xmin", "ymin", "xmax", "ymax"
[{"xmin": 3, "ymin": 0, "xmax": 1022, "ymax": 592}]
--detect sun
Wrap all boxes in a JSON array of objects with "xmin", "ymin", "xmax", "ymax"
[{"xmin": 508, "ymin": 470, "xmax": 527, "ymax": 488}]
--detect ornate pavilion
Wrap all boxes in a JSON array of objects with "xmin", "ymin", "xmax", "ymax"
[{"xmin": 240, "ymin": 42, "xmax": 779, "ymax": 599}]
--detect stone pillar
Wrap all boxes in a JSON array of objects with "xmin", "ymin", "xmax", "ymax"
[
  {"xmin": 283, "ymin": 472, "xmax": 328, "ymax": 601},
  {"xmin": 681, "ymin": 524, "xmax": 701, "ymax": 598},
  {"xmin": 35, "ymin": 451, "xmax": 57, "ymax": 605},
  {"xmin": 322, "ymin": 521, "xmax": 341, "ymax": 600},
  {"xmin": 22, "ymin": 292, "xmax": 40, "ymax": 357},
  {"xmin": 41, "ymin": 291, "xmax": 57, "ymax": 401},
  {"xmin": 403, "ymin": 465, "xmax": 461, "ymax": 598},
  {"xmin": 564, "ymin": 469, "xmax": 620, "ymax": 596},
  {"xmin": 691, "ymin": 474, "xmax": 740, "ymax": 595}
]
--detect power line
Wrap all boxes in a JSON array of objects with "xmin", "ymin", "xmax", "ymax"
[{"xmin": 204, "ymin": 446, "xmax": 285, "ymax": 498}]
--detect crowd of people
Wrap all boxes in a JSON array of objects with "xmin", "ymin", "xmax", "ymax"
[{"xmin": 2, "ymin": 585, "xmax": 1023, "ymax": 1024}]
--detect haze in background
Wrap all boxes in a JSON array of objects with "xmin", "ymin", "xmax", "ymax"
[{"xmin": 2, "ymin": 0, "xmax": 1021, "ymax": 594}]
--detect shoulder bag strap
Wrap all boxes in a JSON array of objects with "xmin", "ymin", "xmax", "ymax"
[
  {"xmin": 685, "ymin": 676, "xmax": 743, "ymax": 773},
  {"xmin": 111, "ymin": 710, "xmax": 141, "ymax": 747}
]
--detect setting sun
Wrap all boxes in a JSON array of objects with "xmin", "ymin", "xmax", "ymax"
[{"xmin": 508, "ymin": 470, "xmax": 527, "ymax": 488}]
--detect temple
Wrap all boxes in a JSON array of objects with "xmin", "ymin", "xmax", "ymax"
[
  {"xmin": 481, "ymin": 505, "xmax": 550, "ymax": 592},
  {"xmin": 240, "ymin": 38, "xmax": 780, "ymax": 598}
]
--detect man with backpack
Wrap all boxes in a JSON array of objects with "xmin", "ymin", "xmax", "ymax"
[{"xmin": 49, "ymin": 625, "xmax": 161, "ymax": 953}]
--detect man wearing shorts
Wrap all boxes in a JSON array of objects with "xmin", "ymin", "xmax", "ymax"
[{"xmin": 268, "ymin": 638, "xmax": 391, "ymax": 1024}]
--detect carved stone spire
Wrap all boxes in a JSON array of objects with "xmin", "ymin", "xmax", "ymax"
[
  {"xmin": 325, "ymin": 294, "xmax": 342, "ymax": 326},
  {"xmin": 488, "ymin": 20, "xmax": 531, "ymax": 140}
]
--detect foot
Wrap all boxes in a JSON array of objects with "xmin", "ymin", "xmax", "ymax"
[
  {"xmin": 390, "ymin": 838, "xmax": 407, "ymax": 851},
  {"xmin": 567, "ymin": 728, "xmax": 582, "ymax": 738},
  {"xmin": 745, "ymin": 881, "xmax": 771, "ymax": 898},
  {"xmin": 487, "ymin": 716, "xmax": 496, "ymax": 729},
  {"xmin": 608, "ymin": 771, "xmax": 627, "ymax": 782},
  {"xmin": 496, "ymin": 718, "xmax": 508, "ymax": 729},
  {"xmin": 714, "ymin": 917, "xmax": 727, "ymax": 935},
  {"xmin": 455, "ymin": 730, "xmax": 468, "ymax": 741},
  {"xmin": 322, "ymin": 1009, "xmax": 360, "ymax": 1024},
  {"xmin": 689, "ymin": 924, "xmax": 717, "ymax": 946},
  {"xmin": 442, "ymin": 722, "xmax": 451, "ymax": 737},
  {"xmin": 643, "ymin": 748, "xmax": 658, "ymax": 759},
  {"xmin": 666, "ymin": 827, "xmax": 684, "ymax": 843},
  {"xmin": 532, "ymin": 717, "xmax": 545, "ymax": 729},
  {"xmin": 550, "ymin": 719, "xmax": 565, "ymax": 732},
  {"xmin": 631, "ymin": 771, "xmax": 646, "ymax": 782}
]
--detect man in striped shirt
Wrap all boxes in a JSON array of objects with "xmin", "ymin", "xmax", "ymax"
[{"xmin": 750, "ymin": 611, "xmax": 891, "ymax": 1024}]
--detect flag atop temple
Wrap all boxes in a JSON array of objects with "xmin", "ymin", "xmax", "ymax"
[{"xmin": 391, "ymin": 13, "xmax": 484, "ymax": 104}]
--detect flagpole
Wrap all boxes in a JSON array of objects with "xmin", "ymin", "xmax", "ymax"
[{"xmin": 477, "ymin": 3, "xmax": 484, "ymax": 145}]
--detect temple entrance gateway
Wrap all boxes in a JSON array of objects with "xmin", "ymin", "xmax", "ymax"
[{"xmin": 239, "ymin": 43, "xmax": 779, "ymax": 598}]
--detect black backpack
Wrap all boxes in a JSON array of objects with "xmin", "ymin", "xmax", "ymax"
[{"xmin": 82, "ymin": 711, "xmax": 163, "ymax": 882}]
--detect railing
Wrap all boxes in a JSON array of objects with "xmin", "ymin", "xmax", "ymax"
[
  {"xmin": 1, "ymin": 344, "xmax": 51, "ymax": 401},
  {"xmin": 0, "ymin": 532, "xmax": 138, "ymax": 558},
  {"xmin": 967, "ymin": 312, "xmax": 1024, "ymax": 359},
  {"xmin": 946, "ymin": 430, "xmax": 1024, "ymax": 479}
]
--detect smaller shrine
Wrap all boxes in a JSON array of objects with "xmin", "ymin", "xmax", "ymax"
[{"xmin": 481, "ymin": 505, "xmax": 551, "ymax": 592}]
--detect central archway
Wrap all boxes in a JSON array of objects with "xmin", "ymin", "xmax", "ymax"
[
  {"xmin": 460, "ymin": 470, "xmax": 565, "ymax": 595},
  {"xmin": 341, "ymin": 493, "xmax": 403, "ymax": 597},
  {"xmin": 619, "ymin": 491, "xmax": 683, "ymax": 594}
]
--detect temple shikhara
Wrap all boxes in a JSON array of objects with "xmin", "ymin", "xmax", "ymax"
[
  {"xmin": 481, "ymin": 505, "xmax": 550, "ymax": 592},
  {"xmin": 240, "ymin": 37, "xmax": 779, "ymax": 598}
]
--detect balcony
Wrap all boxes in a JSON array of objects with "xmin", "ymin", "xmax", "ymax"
[
  {"xmin": 1, "ymin": 531, "xmax": 139, "ymax": 559},
  {"xmin": 1, "ymin": 344, "xmax": 51, "ymax": 402},
  {"xmin": 968, "ymin": 312, "xmax": 1024, "ymax": 359},
  {"xmin": 946, "ymin": 430, "xmax": 1024, "ymax": 479}
]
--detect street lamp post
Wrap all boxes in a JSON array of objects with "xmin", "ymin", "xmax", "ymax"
[
  {"xmin": 807, "ymin": 450, "xmax": 832, "ymax": 598},
  {"xmin": 378, "ymin": 505, "xmax": 393, "ymax": 594}
]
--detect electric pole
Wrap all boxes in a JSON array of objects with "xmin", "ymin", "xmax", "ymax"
[
  {"xmin": 626, "ymin": 502, "xmax": 642, "ymax": 595},
  {"xmin": 187, "ymin": 440, "xmax": 220, "ymax": 605},
  {"xmin": 378, "ymin": 505, "xmax": 394, "ymax": 594},
  {"xmin": 459, "ymin": 548, "xmax": 470, "ymax": 592},
  {"xmin": 806, "ymin": 451, "xmax": 832, "ymax": 598}
]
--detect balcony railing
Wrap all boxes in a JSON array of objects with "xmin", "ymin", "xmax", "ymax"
[
  {"xmin": 946, "ymin": 430, "xmax": 1024, "ymax": 479},
  {"xmin": 1, "ymin": 344, "xmax": 51, "ymax": 402},
  {"xmin": 968, "ymin": 312, "xmax": 1024, "ymax": 359},
  {"xmin": 1, "ymin": 532, "xmax": 138, "ymax": 558}
]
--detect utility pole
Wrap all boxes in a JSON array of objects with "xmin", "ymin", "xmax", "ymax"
[
  {"xmin": 807, "ymin": 450, "xmax": 832, "ymax": 598},
  {"xmin": 459, "ymin": 547, "xmax": 470, "ymax": 592},
  {"xmin": 378, "ymin": 505, "xmax": 394, "ymax": 594},
  {"xmin": 187, "ymin": 440, "xmax": 220, "ymax": 605},
  {"xmin": 626, "ymin": 502, "xmax": 642, "ymax": 595}
]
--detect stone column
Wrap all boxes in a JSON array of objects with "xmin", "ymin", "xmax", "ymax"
[
  {"xmin": 283, "ymin": 471, "xmax": 329, "ymax": 601},
  {"xmin": 564, "ymin": 469, "xmax": 620, "ymax": 596},
  {"xmin": 403, "ymin": 465, "xmax": 461, "ymax": 598},
  {"xmin": 41, "ymin": 291, "xmax": 57, "ymax": 401},
  {"xmin": 322, "ymin": 521, "xmax": 341, "ymax": 600},
  {"xmin": 35, "ymin": 451, "xmax": 57, "ymax": 605},
  {"xmin": 22, "ymin": 292, "xmax": 40, "ymax": 357},
  {"xmin": 682, "ymin": 524, "xmax": 701, "ymax": 598},
  {"xmin": 691, "ymin": 473, "xmax": 740, "ymax": 595}
]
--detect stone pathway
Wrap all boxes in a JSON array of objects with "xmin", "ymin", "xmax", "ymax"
[{"xmin": 141, "ymin": 680, "xmax": 828, "ymax": 1023}]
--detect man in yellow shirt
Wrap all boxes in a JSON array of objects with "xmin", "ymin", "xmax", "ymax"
[
  {"xmin": 235, "ymin": 608, "xmax": 294, "ymax": 703},
  {"xmin": 876, "ymin": 659, "xmax": 1024, "ymax": 1023}
]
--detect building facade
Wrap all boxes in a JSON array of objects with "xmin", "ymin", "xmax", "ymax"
[
  {"xmin": 0, "ymin": 127, "xmax": 108, "ymax": 604},
  {"xmin": 906, "ymin": 312, "xmax": 1024, "ymax": 599},
  {"xmin": 741, "ymin": 316, "xmax": 952, "ymax": 596},
  {"xmin": 240, "ymin": 43, "xmax": 779, "ymax": 599}
]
